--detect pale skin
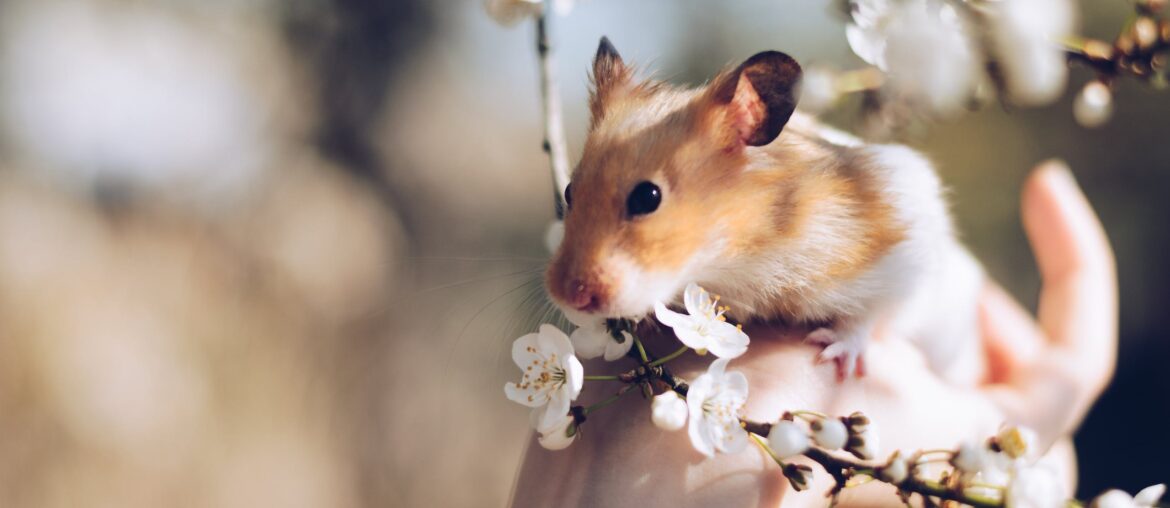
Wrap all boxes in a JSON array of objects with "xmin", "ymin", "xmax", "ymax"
[{"xmin": 510, "ymin": 161, "xmax": 1117, "ymax": 507}]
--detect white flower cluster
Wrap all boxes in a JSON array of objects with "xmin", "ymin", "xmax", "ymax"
[{"xmin": 830, "ymin": 0, "xmax": 1077, "ymax": 117}]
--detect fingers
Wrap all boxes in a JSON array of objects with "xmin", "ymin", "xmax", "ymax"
[
  {"xmin": 983, "ymin": 161, "xmax": 1119, "ymax": 444},
  {"xmin": 1021, "ymin": 160, "xmax": 1118, "ymax": 387}
]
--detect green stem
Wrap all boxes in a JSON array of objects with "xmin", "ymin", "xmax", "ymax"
[
  {"xmin": 583, "ymin": 388, "xmax": 634, "ymax": 415},
  {"xmin": 583, "ymin": 375, "xmax": 620, "ymax": 381},
  {"xmin": 632, "ymin": 336, "xmax": 649, "ymax": 363},
  {"xmin": 749, "ymin": 433, "xmax": 786, "ymax": 467},
  {"xmin": 648, "ymin": 346, "xmax": 689, "ymax": 367}
]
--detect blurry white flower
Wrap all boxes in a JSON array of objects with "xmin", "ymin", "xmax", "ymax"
[
  {"xmin": 484, "ymin": 0, "xmax": 543, "ymax": 26},
  {"xmin": 504, "ymin": 324, "xmax": 585, "ymax": 429},
  {"xmin": 1005, "ymin": 465, "xmax": 1066, "ymax": 508},
  {"xmin": 569, "ymin": 319, "xmax": 633, "ymax": 361},
  {"xmin": 686, "ymin": 358, "xmax": 749, "ymax": 457},
  {"xmin": 1092, "ymin": 484, "xmax": 1166, "ymax": 508},
  {"xmin": 847, "ymin": 420, "xmax": 880, "ymax": 460},
  {"xmin": 844, "ymin": 0, "xmax": 892, "ymax": 68},
  {"xmin": 997, "ymin": 425, "xmax": 1038, "ymax": 460},
  {"xmin": 882, "ymin": 0, "xmax": 981, "ymax": 114},
  {"xmin": 651, "ymin": 391, "xmax": 688, "ymax": 431},
  {"xmin": 811, "ymin": 417, "xmax": 848, "ymax": 450},
  {"xmin": 767, "ymin": 420, "xmax": 809, "ymax": 459},
  {"xmin": 953, "ymin": 441, "xmax": 990, "ymax": 474},
  {"xmin": 1074, "ymin": 81, "xmax": 1113, "ymax": 128},
  {"xmin": 990, "ymin": 0, "xmax": 1077, "ymax": 106},
  {"xmin": 544, "ymin": 220, "xmax": 564, "ymax": 254},
  {"xmin": 799, "ymin": 65, "xmax": 840, "ymax": 114},
  {"xmin": 654, "ymin": 283, "xmax": 749, "ymax": 359},
  {"xmin": 533, "ymin": 412, "xmax": 577, "ymax": 450},
  {"xmin": 880, "ymin": 452, "xmax": 908, "ymax": 484}
]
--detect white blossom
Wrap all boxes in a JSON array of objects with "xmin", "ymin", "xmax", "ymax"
[
  {"xmin": 799, "ymin": 65, "xmax": 840, "ymax": 114},
  {"xmin": 811, "ymin": 417, "xmax": 848, "ymax": 450},
  {"xmin": 1092, "ymin": 484, "xmax": 1166, "ymax": 508},
  {"xmin": 484, "ymin": 0, "xmax": 543, "ymax": 26},
  {"xmin": 1074, "ymin": 81, "xmax": 1113, "ymax": 128},
  {"xmin": 767, "ymin": 420, "xmax": 810, "ymax": 459},
  {"xmin": 844, "ymin": 0, "xmax": 892, "ymax": 69},
  {"xmin": 990, "ymin": 0, "xmax": 1077, "ymax": 106},
  {"xmin": 532, "ymin": 411, "xmax": 577, "ymax": 450},
  {"xmin": 953, "ymin": 441, "xmax": 990, "ymax": 474},
  {"xmin": 651, "ymin": 391, "xmax": 688, "ymax": 431},
  {"xmin": 882, "ymin": 0, "xmax": 981, "ymax": 114},
  {"xmin": 568, "ymin": 319, "xmax": 633, "ymax": 361},
  {"xmin": 686, "ymin": 358, "xmax": 749, "ymax": 457},
  {"xmin": 504, "ymin": 324, "xmax": 585, "ymax": 429},
  {"xmin": 881, "ymin": 452, "xmax": 908, "ymax": 484},
  {"xmin": 1005, "ymin": 465, "xmax": 1066, "ymax": 508},
  {"xmin": 654, "ymin": 283, "xmax": 749, "ymax": 359},
  {"xmin": 848, "ymin": 420, "xmax": 880, "ymax": 460},
  {"xmin": 544, "ymin": 220, "xmax": 564, "ymax": 254}
]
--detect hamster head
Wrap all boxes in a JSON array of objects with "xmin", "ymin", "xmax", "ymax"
[{"xmin": 546, "ymin": 37, "xmax": 803, "ymax": 323}]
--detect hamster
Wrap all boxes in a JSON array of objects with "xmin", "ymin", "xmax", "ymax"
[{"xmin": 545, "ymin": 37, "xmax": 985, "ymax": 384}]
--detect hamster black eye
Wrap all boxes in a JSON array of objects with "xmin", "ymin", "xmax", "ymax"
[
  {"xmin": 564, "ymin": 183, "xmax": 573, "ymax": 209},
  {"xmin": 626, "ymin": 181, "xmax": 661, "ymax": 217}
]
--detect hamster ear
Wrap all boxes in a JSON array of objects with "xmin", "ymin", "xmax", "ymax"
[
  {"xmin": 589, "ymin": 36, "xmax": 631, "ymax": 125},
  {"xmin": 706, "ymin": 51, "xmax": 802, "ymax": 147}
]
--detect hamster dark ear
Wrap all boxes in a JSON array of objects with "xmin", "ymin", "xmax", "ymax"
[
  {"xmin": 589, "ymin": 36, "xmax": 631, "ymax": 124},
  {"xmin": 706, "ymin": 51, "xmax": 802, "ymax": 147}
]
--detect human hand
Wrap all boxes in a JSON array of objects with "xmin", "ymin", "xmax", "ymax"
[{"xmin": 508, "ymin": 161, "xmax": 1117, "ymax": 507}]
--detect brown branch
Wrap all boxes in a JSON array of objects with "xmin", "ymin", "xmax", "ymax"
[{"xmin": 534, "ymin": 9, "xmax": 571, "ymax": 218}]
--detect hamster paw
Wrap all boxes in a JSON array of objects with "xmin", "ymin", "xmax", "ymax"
[{"xmin": 805, "ymin": 327, "xmax": 866, "ymax": 381}]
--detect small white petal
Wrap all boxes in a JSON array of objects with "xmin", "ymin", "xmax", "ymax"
[
  {"xmin": 881, "ymin": 454, "xmax": 908, "ymax": 484},
  {"xmin": 602, "ymin": 331, "xmax": 635, "ymax": 361},
  {"xmin": 651, "ymin": 392, "xmax": 688, "ymax": 431},
  {"xmin": 1093, "ymin": 490, "xmax": 1136, "ymax": 508},
  {"xmin": 1006, "ymin": 465, "xmax": 1066, "ymax": 508},
  {"xmin": 654, "ymin": 302, "xmax": 690, "ymax": 329},
  {"xmin": 536, "ymin": 413, "xmax": 576, "ymax": 450},
  {"xmin": 569, "ymin": 324, "xmax": 608, "ymax": 360},
  {"xmin": 767, "ymin": 420, "xmax": 809, "ymax": 459},
  {"xmin": 1134, "ymin": 484, "xmax": 1166, "ymax": 506},
  {"xmin": 544, "ymin": 220, "xmax": 564, "ymax": 254},
  {"xmin": 812, "ymin": 418, "xmax": 848, "ymax": 450},
  {"xmin": 953, "ymin": 441, "xmax": 988, "ymax": 474},
  {"xmin": 683, "ymin": 283, "xmax": 706, "ymax": 317}
]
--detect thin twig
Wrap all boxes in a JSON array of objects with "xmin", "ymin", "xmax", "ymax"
[{"xmin": 535, "ymin": 7, "xmax": 571, "ymax": 218}]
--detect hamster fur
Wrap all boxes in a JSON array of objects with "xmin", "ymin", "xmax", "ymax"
[{"xmin": 545, "ymin": 38, "xmax": 984, "ymax": 383}]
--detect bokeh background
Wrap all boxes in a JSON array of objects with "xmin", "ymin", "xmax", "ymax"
[{"xmin": 0, "ymin": 0, "xmax": 1165, "ymax": 506}]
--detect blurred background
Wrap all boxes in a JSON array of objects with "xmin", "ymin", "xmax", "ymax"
[{"xmin": 0, "ymin": 0, "xmax": 1165, "ymax": 506}]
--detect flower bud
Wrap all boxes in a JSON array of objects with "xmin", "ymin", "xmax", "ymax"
[
  {"xmin": 952, "ymin": 441, "xmax": 988, "ymax": 474},
  {"xmin": 1135, "ymin": 484, "xmax": 1167, "ymax": 506},
  {"xmin": 995, "ymin": 425, "xmax": 1037, "ymax": 460},
  {"xmin": 846, "ymin": 411, "xmax": 870, "ymax": 434},
  {"xmin": 811, "ymin": 418, "xmax": 848, "ymax": 450},
  {"xmin": 650, "ymin": 391, "xmax": 687, "ymax": 431},
  {"xmin": 536, "ymin": 413, "xmax": 577, "ymax": 451},
  {"xmin": 1074, "ymin": 81, "xmax": 1113, "ymax": 128},
  {"xmin": 767, "ymin": 420, "xmax": 810, "ymax": 459},
  {"xmin": 880, "ymin": 452, "xmax": 908, "ymax": 484},
  {"xmin": 782, "ymin": 463, "xmax": 814, "ymax": 492},
  {"xmin": 846, "ymin": 421, "xmax": 880, "ymax": 460}
]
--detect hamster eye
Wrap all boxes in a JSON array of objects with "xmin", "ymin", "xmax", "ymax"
[
  {"xmin": 626, "ymin": 181, "xmax": 661, "ymax": 217},
  {"xmin": 564, "ymin": 183, "xmax": 573, "ymax": 209}
]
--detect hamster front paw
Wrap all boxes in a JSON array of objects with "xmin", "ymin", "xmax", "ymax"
[{"xmin": 805, "ymin": 327, "xmax": 867, "ymax": 381}]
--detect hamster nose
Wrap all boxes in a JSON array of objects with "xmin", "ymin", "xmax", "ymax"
[{"xmin": 567, "ymin": 279, "xmax": 604, "ymax": 312}]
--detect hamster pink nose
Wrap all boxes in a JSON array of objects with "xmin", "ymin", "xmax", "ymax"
[{"xmin": 567, "ymin": 279, "xmax": 604, "ymax": 312}]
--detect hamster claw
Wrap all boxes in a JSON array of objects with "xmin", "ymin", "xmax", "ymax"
[{"xmin": 806, "ymin": 327, "xmax": 866, "ymax": 381}]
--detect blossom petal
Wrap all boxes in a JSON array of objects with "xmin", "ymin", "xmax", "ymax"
[
  {"xmin": 603, "ymin": 331, "xmax": 635, "ymax": 361},
  {"xmin": 510, "ymin": 332, "xmax": 542, "ymax": 370},
  {"xmin": 683, "ymin": 283, "xmax": 706, "ymax": 317},
  {"xmin": 722, "ymin": 370, "xmax": 749, "ymax": 401},
  {"xmin": 705, "ymin": 321, "xmax": 750, "ymax": 359},
  {"xmin": 538, "ymin": 324, "xmax": 574, "ymax": 358},
  {"xmin": 688, "ymin": 409, "xmax": 716, "ymax": 458},
  {"xmin": 707, "ymin": 357, "xmax": 730, "ymax": 379},
  {"xmin": 564, "ymin": 354, "xmax": 584, "ymax": 400},
  {"xmin": 720, "ymin": 426, "xmax": 749, "ymax": 454},
  {"xmin": 569, "ymin": 325, "xmax": 608, "ymax": 360},
  {"xmin": 504, "ymin": 381, "xmax": 547, "ymax": 408},
  {"xmin": 654, "ymin": 302, "xmax": 690, "ymax": 329},
  {"xmin": 539, "ymin": 391, "xmax": 571, "ymax": 430}
]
